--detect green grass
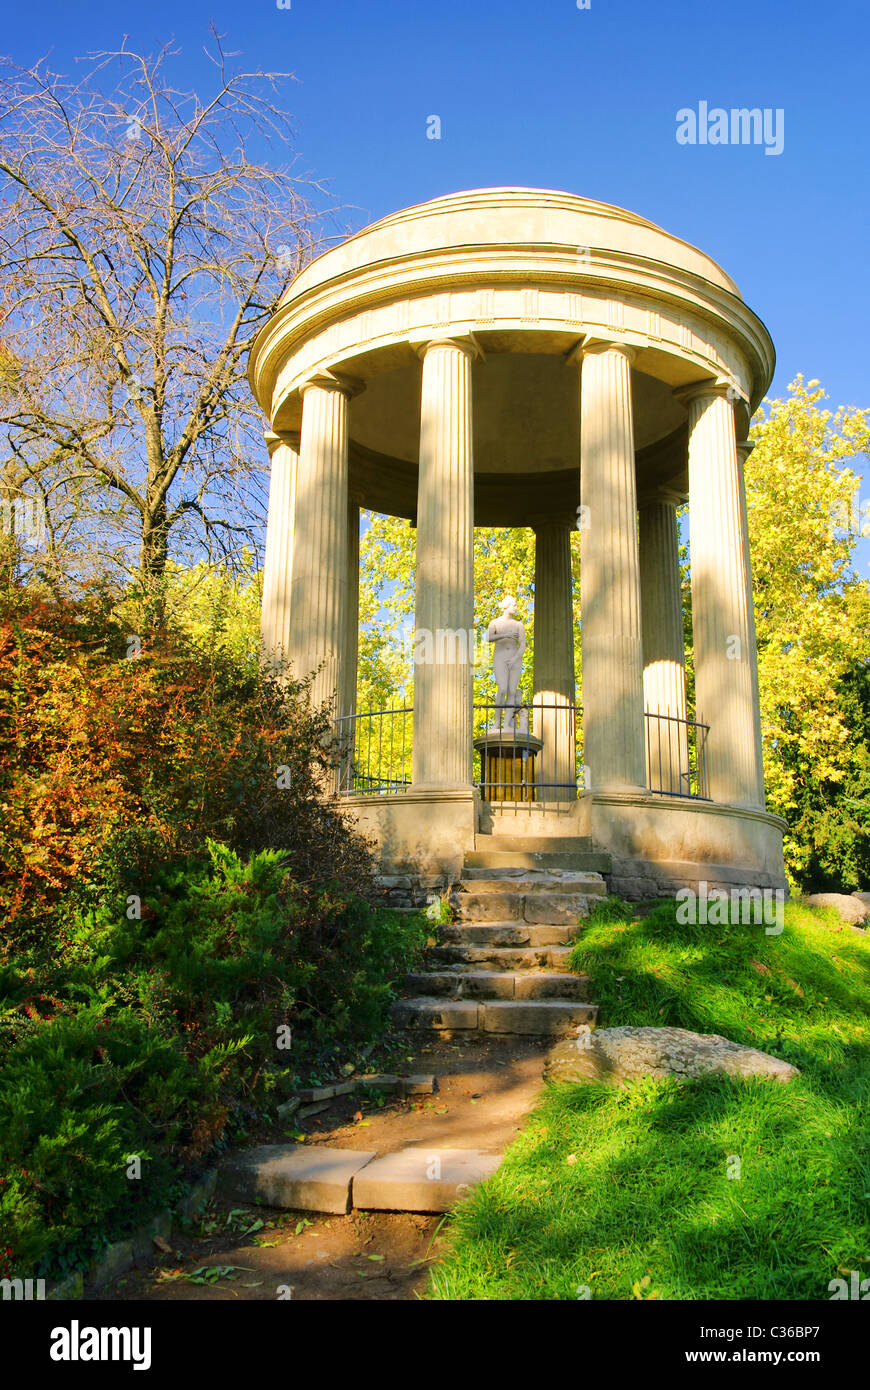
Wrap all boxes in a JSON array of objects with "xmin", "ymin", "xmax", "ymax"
[{"xmin": 427, "ymin": 898, "xmax": 870, "ymax": 1300}]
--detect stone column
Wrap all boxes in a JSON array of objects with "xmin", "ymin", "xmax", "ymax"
[
  {"xmin": 736, "ymin": 439, "xmax": 766, "ymax": 806},
  {"xmin": 335, "ymin": 494, "xmax": 361, "ymax": 793},
  {"xmin": 290, "ymin": 372, "xmax": 359, "ymax": 715},
  {"xmin": 260, "ymin": 430, "xmax": 299, "ymax": 674},
  {"xmin": 683, "ymin": 384, "xmax": 765, "ymax": 807},
  {"xmin": 639, "ymin": 494, "xmax": 689, "ymax": 794},
  {"xmin": 533, "ymin": 520, "xmax": 577, "ymax": 800},
  {"xmin": 341, "ymin": 494, "xmax": 360, "ymax": 723},
  {"xmin": 579, "ymin": 341, "xmax": 647, "ymax": 793},
  {"xmin": 412, "ymin": 338, "xmax": 476, "ymax": 788}
]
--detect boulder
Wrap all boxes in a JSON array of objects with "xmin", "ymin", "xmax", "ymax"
[
  {"xmin": 545, "ymin": 1025, "xmax": 799, "ymax": 1086},
  {"xmin": 802, "ymin": 893, "xmax": 869, "ymax": 926}
]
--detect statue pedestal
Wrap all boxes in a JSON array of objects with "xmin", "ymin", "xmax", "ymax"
[{"xmin": 474, "ymin": 730, "xmax": 543, "ymax": 802}]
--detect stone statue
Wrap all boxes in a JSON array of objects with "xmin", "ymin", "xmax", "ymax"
[{"xmin": 487, "ymin": 595, "xmax": 527, "ymax": 731}]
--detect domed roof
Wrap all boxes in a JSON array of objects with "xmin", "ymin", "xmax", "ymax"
[{"xmin": 285, "ymin": 186, "xmax": 742, "ymax": 303}]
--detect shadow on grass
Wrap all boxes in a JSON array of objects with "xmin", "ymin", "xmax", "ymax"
[{"xmin": 426, "ymin": 900, "xmax": 870, "ymax": 1301}]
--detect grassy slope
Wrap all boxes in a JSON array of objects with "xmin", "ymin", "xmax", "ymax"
[{"xmin": 427, "ymin": 900, "xmax": 870, "ymax": 1300}]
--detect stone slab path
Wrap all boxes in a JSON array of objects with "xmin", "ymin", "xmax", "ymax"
[{"xmin": 97, "ymin": 1034, "xmax": 547, "ymax": 1303}]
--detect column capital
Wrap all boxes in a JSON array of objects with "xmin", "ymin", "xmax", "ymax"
[
  {"xmin": 411, "ymin": 333, "xmax": 484, "ymax": 362},
  {"xmin": 530, "ymin": 512, "xmax": 578, "ymax": 532},
  {"xmin": 579, "ymin": 338, "xmax": 639, "ymax": 364},
  {"xmin": 636, "ymin": 484, "xmax": 686, "ymax": 509},
  {"xmin": 673, "ymin": 377, "xmax": 736, "ymax": 410},
  {"xmin": 299, "ymin": 369, "xmax": 365, "ymax": 400},
  {"xmin": 265, "ymin": 428, "xmax": 301, "ymax": 457}
]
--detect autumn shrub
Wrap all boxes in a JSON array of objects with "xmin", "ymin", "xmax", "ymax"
[
  {"xmin": 0, "ymin": 585, "xmax": 428, "ymax": 1279},
  {"xmin": 0, "ymin": 583, "xmax": 375, "ymax": 945}
]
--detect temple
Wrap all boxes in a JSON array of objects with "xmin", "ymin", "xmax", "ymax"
[{"xmin": 249, "ymin": 187, "xmax": 787, "ymax": 900}]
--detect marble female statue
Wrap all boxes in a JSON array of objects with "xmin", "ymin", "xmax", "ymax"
[{"xmin": 486, "ymin": 595, "xmax": 527, "ymax": 730}]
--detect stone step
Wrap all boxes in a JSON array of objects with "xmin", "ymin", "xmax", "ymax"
[
  {"xmin": 390, "ymin": 997, "xmax": 598, "ymax": 1034},
  {"xmin": 456, "ymin": 875, "xmax": 607, "ymax": 896},
  {"xmin": 441, "ymin": 922, "xmax": 578, "ymax": 946},
  {"xmin": 454, "ymin": 891, "xmax": 596, "ymax": 925},
  {"xmin": 403, "ymin": 969, "xmax": 593, "ymax": 1001},
  {"xmin": 219, "ymin": 1144, "xmax": 376, "ymax": 1215},
  {"xmin": 475, "ymin": 836, "xmax": 595, "ymax": 853},
  {"xmin": 353, "ymin": 1147, "xmax": 502, "ymax": 1213},
  {"xmin": 465, "ymin": 850, "xmax": 613, "ymax": 873},
  {"xmin": 426, "ymin": 943, "xmax": 575, "ymax": 970},
  {"xmin": 459, "ymin": 869, "xmax": 607, "ymax": 890}
]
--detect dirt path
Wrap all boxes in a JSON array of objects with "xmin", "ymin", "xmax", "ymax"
[{"xmin": 98, "ymin": 1034, "xmax": 547, "ymax": 1302}]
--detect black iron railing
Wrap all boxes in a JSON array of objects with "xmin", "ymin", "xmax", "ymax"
[
  {"xmin": 334, "ymin": 704, "xmax": 710, "ymax": 802},
  {"xmin": 644, "ymin": 710, "xmax": 709, "ymax": 799},
  {"xmin": 472, "ymin": 699, "xmax": 581, "ymax": 803},
  {"xmin": 335, "ymin": 707, "xmax": 412, "ymax": 795}
]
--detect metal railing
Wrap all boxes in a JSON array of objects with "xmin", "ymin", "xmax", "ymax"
[
  {"xmin": 472, "ymin": 699, "xmax": 581, "ymax": 803},
  {"xmin": 645, "ymin": 710, "xmax": 709, "ymax": 800},
  {"xmin": 335, "ymin": 707, "xmax": 412, "ymax": 795},
  {"xmin": 334, "ymin": 703, "xmax": 710, "ymax": 802}
]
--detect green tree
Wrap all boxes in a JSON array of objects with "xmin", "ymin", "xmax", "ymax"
[
  {"xmin": 358, "ymin": 512, "xmax": 582, "ymax": 715},
  {"xmin": 745, "ymin": 376, "xmax": 870, "ymax": 885}
]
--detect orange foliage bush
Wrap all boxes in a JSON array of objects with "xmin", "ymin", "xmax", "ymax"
[{"xmin": 0, "ymin": 585, "xmax": 373, "ymax": 941}]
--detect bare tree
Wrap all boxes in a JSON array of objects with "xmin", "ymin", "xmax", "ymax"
[{"xmin": 0, "ymin": 32, "xmax": 326, "ymax": 606}]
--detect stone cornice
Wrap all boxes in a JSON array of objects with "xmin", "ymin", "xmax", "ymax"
[{"xmin": 250, "ymin": 242, "xmax": 774, "ymax": 423}]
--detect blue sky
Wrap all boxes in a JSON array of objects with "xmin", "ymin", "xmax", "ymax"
[{"xmin": 7, "ymin": 0, "xmax": 870, "ymax": 566}]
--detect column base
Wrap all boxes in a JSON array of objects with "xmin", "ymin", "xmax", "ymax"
[{"xmin": 592, "ymin": 783, "xmax": 653, "ymax": 800}]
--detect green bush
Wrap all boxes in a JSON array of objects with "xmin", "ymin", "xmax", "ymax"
[
  {"xmin": 0, "ymin": 841, "xmax": 428, "ymax": 1279},
  {"xmin": 0, "ymin": 585, "xmax": 427, "ymax": 1281}
]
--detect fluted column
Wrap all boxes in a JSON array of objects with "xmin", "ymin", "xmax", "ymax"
[
  {"xmin": 683, "ymin": 384, "xmax": 764, "ymax": 807},
  {"xmin": 341, "ymin": 494, "xmax": 360, "ymax": 722},
  {"xmin": 639, "ymin": 495, "xmax": 689, "ymax": 793},
  {"xmin": 290, "ymin": 372, "xmax": 359, "ymax": 715},
  {"xmin": 533, "ymin": 520, "xmax": 577, "ymax": 800},
  {"xmin": 412, "ymin": 339, "xmax": 476, "ymax": 788},
  {"xmin": 579, "ymin": 342, "xmax": 647, "ymax": 793},
  {"xmin": 736, "ymin": 440, "xmax": 766, "ymax": 804},
  {"xmin": 260, "ymin": 430, "xmax": 299, "ymax": 674}
]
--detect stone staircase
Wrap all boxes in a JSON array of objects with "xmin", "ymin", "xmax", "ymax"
[{"xmin": 390, "ymin": 836, "xmax": 609, "ymax": 1036}]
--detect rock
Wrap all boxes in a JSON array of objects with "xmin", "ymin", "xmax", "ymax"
[
  {"xmin": 276, "ymin": 1096, "xmax": 301, "ymax": 1122},
  {"xmin": 47, "ymin": 1270, "xmax": 84, "ymax": 1301},
  {"xmin": 803, "ymin": 893, "xmax": 869, "ymax": 926},
  {"xmin": 175, "ymin": 1169, "xmax": 217, "ymax": 1223},
  {"xmin": 89, "ymin": 1239, "xmax": 134, "ymax": 1289},
  {"xmin": 545, "ymin": 1025, "xmax": 799, "ymax": 1086},
  {"xmin": 130, "ymin": 1210, "xmax": 172, "ymax": 1261}
]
